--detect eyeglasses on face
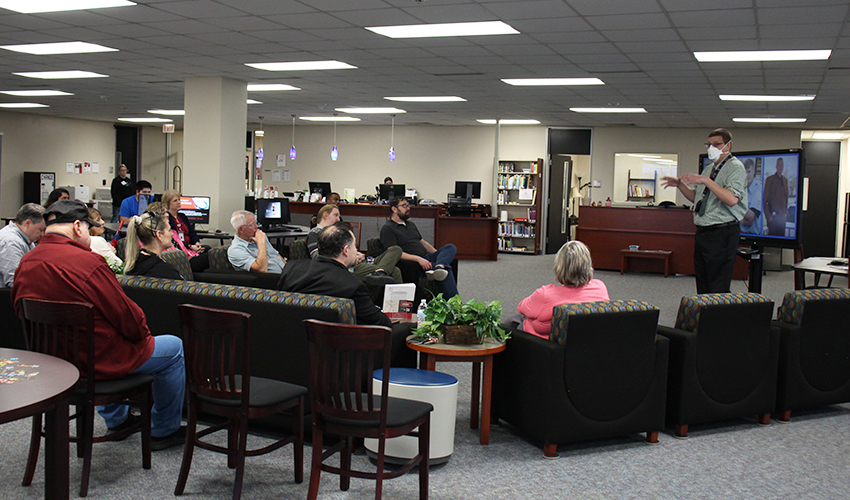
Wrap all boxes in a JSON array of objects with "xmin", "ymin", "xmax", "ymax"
[{"xmin": 705, "ymin": 141, "xmax": 726, "ymax": 148}]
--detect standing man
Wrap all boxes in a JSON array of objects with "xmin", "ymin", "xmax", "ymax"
[
  {"xmin": 110, "ymin": 164, "xmax": 135, "ymax": 223},
  {"xmin": 380, "ymin": 196, "xmax": 458, "ymax": 298},
  {"xmin": 740, "ymin": 158, "xmax": 763, "ymax": 235},
  {"xmin": 118, "ymin": 180, "xmax": 152, "ymax": 224},
  {"xmin": 12, "ymin": 200, "xmax": 186, "ymax": 450},
  {"xmin": 0, "ymin": 203, "xmax": 46, "ymax": 287},
  {"xmin": 228, "ymin": 210, "xmax": 286, "ymax": 273},
  {"xmin": 661, "ymin": 128, "xmax": 747, "ymax": 294},
  {"xmin": 763, "ymin": 157, "xmax": 790, "ymax": 236}
]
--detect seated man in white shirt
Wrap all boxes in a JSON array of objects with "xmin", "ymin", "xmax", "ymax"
[
  {"xmin": 227, "ymin": 210, "xmax": 285, "ymax": 274},
  {"xmin": 0, "ymin": 203, "xmax": 46, "ymax": 287}
]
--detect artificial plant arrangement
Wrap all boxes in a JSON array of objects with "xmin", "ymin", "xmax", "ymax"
[{"xmin": 412, "ymin": 293, "xmax": 510, "ymax": 344}]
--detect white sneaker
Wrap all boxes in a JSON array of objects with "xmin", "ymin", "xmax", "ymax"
[{"xmin": 426, "ymin": 268, "xmax": 448, "ymax": 281}]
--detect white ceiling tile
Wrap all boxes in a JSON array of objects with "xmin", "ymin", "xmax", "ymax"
[
  {"xmin": 566, "ymin": 0, "xmax": 662, "ymax": 16},
  {"xmin": 585, "ymin": 13, "xmax": 671, "ymax": 31}
]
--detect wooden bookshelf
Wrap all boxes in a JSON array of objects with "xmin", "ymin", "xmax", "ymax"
[{"xmin": 496, "ymin": 159, "xmax": 543, "ymax": 255}]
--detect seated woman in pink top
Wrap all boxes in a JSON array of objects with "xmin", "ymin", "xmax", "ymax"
[{"xmin": 517, "ymin": 240, "xmax": 609, "ymax": 338}]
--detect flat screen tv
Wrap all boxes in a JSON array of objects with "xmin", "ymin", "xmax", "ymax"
[
  {"xmin": 256, "ymin": 197, "xmax": 291, "ymax": 230},
  {"xmin": 178, "ymin": 196, "xmax": 210, "ymax": 224},
  {"xmin": 379, "ymin": 184, "xmax": 406, "ymax": 202},
  {"xmin": 699, "ymin": 148, "xmax": 804, "ymax": 249},
  {"xmin": 454, "ymin": 181, "xmax": 482, "ymax": 200},
  {"xmin": 308, "ymin": 182, "xmax": 332, "ymax": 200}
]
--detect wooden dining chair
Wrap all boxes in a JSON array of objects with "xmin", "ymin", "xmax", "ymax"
[
  {"xmin": 304, "ymin": 319, "xmax": 432, "ymax": 500},
  {"xmin": 18, "ymin": 298, "xmax": 153, "ymax": 498},
  {"xmin": 347, "ymin": 221, "xmax": 363, "ymax": 250},
  {"xmin": 174, "ymin": 304, "xmax": 306, "ymax": 500}
]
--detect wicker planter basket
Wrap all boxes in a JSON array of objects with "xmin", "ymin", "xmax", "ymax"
[{"xmin": 443, "ymin": 325, "xmax": 481, "ymax": 345}]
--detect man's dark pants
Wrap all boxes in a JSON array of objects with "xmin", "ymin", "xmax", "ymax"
[{"xmin": 694, "ymin": 222, "xmax": 740, "ymax": 294}]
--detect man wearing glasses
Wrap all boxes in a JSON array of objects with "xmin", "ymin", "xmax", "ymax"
[
  {"xmin": 228, "ymin": 210, "xmax": 286, "ymax": 274},
  {"xmin": 381, "ymin": 197, "xmax": 458, "ymax": 298},
  {"xmin": 661, "ymin": 128, "xmax": 747, "ymax": 294}
]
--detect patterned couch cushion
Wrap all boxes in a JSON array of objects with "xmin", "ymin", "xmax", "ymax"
[
  {"xmin": 117, "ymin": 274, "xmax": 356, "ymax": 324},
  {"xmin": 776, "ymin": 288, "xmax": 850, "ymax": 326},
  {"xmin": 161, "ymin": 249, "xmax": 193, "ymax": 281},
  {"xmin": 549, "ymin": 300, "xmax": 658, "ymax": 345},
  {"xmin": 675, "ymin": 292, "xmax": 772, "ymax": 332},
  {"xmin": 208, "ymin": 245, "xmax": 233, "ymax": 271},
  {"xmin": 289, "ymin": 239, "xmax": 310, "ymax": 260}
]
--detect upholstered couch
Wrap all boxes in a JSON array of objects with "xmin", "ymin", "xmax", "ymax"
[{"xmin": 493, "ymin": 300, "xmax": 669, "ymax": 457}]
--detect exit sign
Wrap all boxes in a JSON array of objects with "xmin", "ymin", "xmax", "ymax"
[{"xmin": 163, "ymin": 124, "xmax": 175, "ymax": 133}]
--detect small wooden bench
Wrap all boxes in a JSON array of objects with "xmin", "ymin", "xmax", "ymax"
[{"xmin": 620, "ymin": 249, "xmax": 673, "ymax": 277}]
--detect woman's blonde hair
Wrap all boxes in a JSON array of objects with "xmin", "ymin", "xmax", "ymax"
[
  {"xmin": 316, "ymin": 204, "xmax": 339, "ymax": 225},
  {"xmin": 124, "ymin": 211, "xmax": 169, "ymax": 272},
  {"xmin": 553, "ymin": 240, "xmax": 594, "ymax": 287},
  {"xmin": 161, "ymin": 189, "xmax": 180, "ymax": 210}
]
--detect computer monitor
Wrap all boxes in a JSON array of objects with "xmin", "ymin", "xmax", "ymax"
[
  {"xmin": 256, "ymin": 198, "xmax": 291, "ymax": 231},
  {"xmin": 177, "ymin": 196, "xmax": 210, "ymax": 224},
  {"xmin": 308, "ymin": 182, "xmax": 332, "ymax": 200},
  {"xmin": 454, "ymin": 181, "xmax": 482, "ymax": 201},
  {"xmin": 379, "ymin": 184, "xmax": 406, "ymax": 202}
]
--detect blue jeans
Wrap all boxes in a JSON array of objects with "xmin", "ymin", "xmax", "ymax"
[
  {"xmin": 98, "ymin": 335, "xmax": 185, "ymax": 437},
  {"xmin": 425, "ymin": 244, "xmax": 458, "ymax": 298},
  {"xmin": 110, "ymin": 206, "xmax": 120, "ymax": 223}
]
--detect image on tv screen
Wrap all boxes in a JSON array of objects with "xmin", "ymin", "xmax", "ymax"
[{"xmin": 264, "ymin": 201, "xmax": 282, "ymax": 219}]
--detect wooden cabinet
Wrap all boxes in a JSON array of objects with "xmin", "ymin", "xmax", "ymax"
[{"xmin": 496, "ymin": 159, "xmax": 543, "ymax": 255}]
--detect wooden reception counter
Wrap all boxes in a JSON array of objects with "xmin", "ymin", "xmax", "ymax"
[
  {"xmin": 288, "ymin": 202, "xmax": 498, "ymax": 261},
  {"xmin": 575, "ymin": 206, "xmax": 747, "ymax": 278}
]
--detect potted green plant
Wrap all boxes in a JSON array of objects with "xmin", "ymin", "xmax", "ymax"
[{"xmin": 412, "ymin": 294, "xmax": 510, "ymax": 344}]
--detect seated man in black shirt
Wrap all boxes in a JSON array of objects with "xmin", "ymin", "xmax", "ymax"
[
  {"xmin": 380, "ymin": 197, "xmax": 458, "ymax": 298},
  {"xmin": 277, "ymin": 222, "xmax": 391, "ymax": 327}
]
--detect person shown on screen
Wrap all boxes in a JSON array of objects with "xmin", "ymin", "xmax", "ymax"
[
  {"xmin": 763, "ymin": 157, "xmax": 790, "ymax": 237},
  {"xmin": 740, "ymin": 158, "xmax": 763, "ymax": 235},
  {"xmin": 515, "ymin": 241, "xmax": 609, "ymax": 339},
  {"xmin": 118, "ymin": 180, "xmax": 152, "ymax": 224},
  {"xmin": 228, "ymin": 210, "xmax": 285, "ymax": 274},
  {"xmin": 661, "ymin": 128, "xmax": 746, "ymax": 294},
  {"xmin": 110, "ymin": 164, "xmax": 135, "ymax": 223}
]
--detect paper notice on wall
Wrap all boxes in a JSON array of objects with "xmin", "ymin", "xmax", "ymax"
[
  {"xmin": 92, "ymin": 162, "xmax": 99, "ymax": 174},
  {"xmin": 276, "ymin": 154, "xmax": 286, "ymax": 167},
  {"xmin": 272, "ymin": 169, "xmax": 281, "ymax": 182},
  {"xmin": 83, "ymin": 162, "xmax": 92, "ymax": 174},
  {"xmin": 66, "ymin": 162, "xmax": 74, "ymax": 174},
  {"xmin": 75, "ymin": 162, "xmax": 83, "ymax": 174},
  {"xmin": 519, "ymin": 188, "xmax": 533, "ymax": 200}
]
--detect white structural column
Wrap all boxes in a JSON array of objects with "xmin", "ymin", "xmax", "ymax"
[{"xmin": 183, "ymin": 77, "xmax": 247, "ymax": 231}]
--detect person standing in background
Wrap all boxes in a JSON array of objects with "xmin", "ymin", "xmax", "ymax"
[
  {"xmin": 111, "ymin": 164, "xmax": 135, "ymax": 223},
  {"xmin": 740, "ymin": 158, "xmax": 763, "ymax": 235},
  {"xmin": 763, "ymin": 157, "xmax": 790, "ymax": 237}
]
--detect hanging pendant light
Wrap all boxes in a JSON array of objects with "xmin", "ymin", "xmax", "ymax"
[
  {"xmin": 330, "ymin": 115, "xmax": 339, "ymax": 161},
  {"xmin": 388, "ymin": 115, "xmax": 396, "ymax": 161},
  {"xmin": 289, "ymin": 114, "xmax": 297, "ymax": 160}
]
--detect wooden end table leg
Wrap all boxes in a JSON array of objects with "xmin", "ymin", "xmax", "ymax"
[
  {"xmin": 470, "ymin": 361, "xmax": 480, "ymax": 430},
  {"xmin": 425, "ymin": 355, "xmax": 436, "ymax": 371},
  {"xmin": 45, "ymin": 398, "xmax": 70, "ymax": 500},
  {"xmin": 621, "ymin": 254, "xmax": 627, "ymax": 275},
  {"xmin": 480, "ymin": 355, "xmax": 494, "ymax": 445}
]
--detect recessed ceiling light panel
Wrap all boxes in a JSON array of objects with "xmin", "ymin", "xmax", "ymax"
[
  {"xmin": 0, "ymin": 102, "xmax": 48, "ymax": 108},
  {"xmin": 246, "ymin": 60, "xmax": 356, "ymax": 71},
  {"xmin": 811, "ymin": 132, "xmax": 845, "ymax": 139},
  {"xmin": 0, "ymin": 41, "xmax": 118, "ymax": 55},
  {"xmin": 300, "ymin": 116, "xmax": 361, "ymax": 122},
  {"xmin": 719, "ymin": 95, "xmax": 815, "ymax": 101},
  {"xmin": 570, "ymin": 107, "xmax": 647, "ymax": 113},
  {"xmin": 246, "ymin": 99, "xmax": 262, "ymax": 104},
  {"xmin": 732, "ymin": 117, "xmax": 807, "ymax": 123},
  {"xmin": 695, "ymin": 50, "xmax": 831, "ymax": 62},
  {"xmin": 385, "ymin": 96, "xmax": 466, "ymax": 102},
  {"xmin": 366, "ymin": 21, "xmax": 518, "ymax": 39},
  {"xmin": 118, "ymin": 117, "xmax": 173, "ymax": 123},
  {"xmin": 502, "ymin": 78, "xmax": 604, "ymax": 86},
  {"xmin": 148, "ymin": 109, "xmax": 185, "ymax": 116},
  {"xmin": 246, "ymin": 84, "xmax": 300, "ymax": 91},
  {"xmin": 476, "ymin": 119, "xmax": 540, "ymax": 125},
  {"xmin": 0, "ymin": 90, "xmax": 72, "ymax": 96},
  {"xmin": 14, "ymin": 70, "xmax": 108, "ymax": 79},
  {"xmin": 0, "ymin": 0, "xmax": 135, "ymax": 13},
  {"xmin": 335, "ymin": 107, "xmax": 406, "ymax": 114}
]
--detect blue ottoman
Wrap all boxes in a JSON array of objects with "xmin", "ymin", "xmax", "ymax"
[{"xmin": 365, "ymin": 368, "xmax": 458, "ymax": 465}]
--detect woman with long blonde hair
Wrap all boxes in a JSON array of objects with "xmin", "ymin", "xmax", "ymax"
[{"xmin": 124, "ymin": 211, "xmax": 182, "ymax": 279}]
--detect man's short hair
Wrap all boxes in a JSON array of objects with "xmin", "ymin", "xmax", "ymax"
[
  {"xmin": 230, "ymin": 210, "xmax": 254, "ymax": 231},
  {"xmin": 709, "ymin": 128, "xmax": 732, "ymax": 144},
  {"xmin": 135, "ymin": 180, "xmax": 152, "ymax": 192},
  {"xmin": 743, "ymin": 158, "xmax": 755, "ymax": 169},
  {"xmin": 15, "ymin": 203, "xmax": 45, "ymax": 225},
  {"xmin": 318, "ymin": 222, "xmax": 354, "ymax": 257},
  {"xmin": 389, "ymin": 196, "xmax": 407, "ymax": 209}
]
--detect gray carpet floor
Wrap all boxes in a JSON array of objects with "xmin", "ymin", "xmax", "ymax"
[{"xmin": 2, "ymin": 254, "xmax": 848, "ymax": 499}]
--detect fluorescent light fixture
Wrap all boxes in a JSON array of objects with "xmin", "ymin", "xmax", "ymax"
[
  {"xmin": 148, "ymin": 109, "xmax": 184, "ymax": 116},
  {"xmin": 247, "ymin": 99, "xmax": 262, "ymax": 104},
  {"xmin": 0, "ymin": 102, "xmax": 48, "ymax": 108},
  {"xmin": 812, "ymin": 132, "xmax": 846, "ymax": 139},
  {"xmin": 13, "ymin": 70, "xmax": 108, "ymax": 79},
  {"xmin": 695, "ymin": 50, "xmax": 831, "ymax": 62},
  {"xmin": 366, "ymin": 20, "xmax": 518, "ymax": 39},
  {"xmin": 117, "ymin": 117, "xmax": 173, "ymax": 123},
  {"xmin": 502, "ymin": 78, "xmax": 604, "ymax": 86},
  {"xmin": 570, "ymin": 107, "xmax": 647, "ymax": 113},
  {"xmin": 0, "ymin": 41, "xmax": 117, "ymax": 55},
  {"xmin": 719, "ymin": 95, "xmax": 815, "ymax": 102},
  {"xmin": 0, "ymin": 90, "xmax": 71, "ymax": 96},
  {"xmin": 335, "ymin": 107, "xmax": 406, "ymax": 114},
  {"xmin": 732, "ymin": 117, "xmax": 807, "ymax": 123},
  {"xmin": 300, "ymin": 116, "xmax": 361, "ymax": 122},
  {"xmin": 0, "ymin": 0, "xmax": 135, "ymax": 13},
  {"xmin": 385, "ymin": 96, "xmax": 466, "ymax": 102},
  {"xmin": 254, "ymin": 130, "xmax": 264, "ymax": 137},
  {"xmin": 628, "ymin": 154, "xmax": 660, "ymax": 158},
  {"xmin": 476, "ymin": 119, "xmax": 540, "ymax": 125},
  {"xmin": 246, "ymin": 84, "xmax": 300, "ymax": 92},
  {"xmin": 246, "ymin": 60, "xmax": 356, "ymax": 71}
]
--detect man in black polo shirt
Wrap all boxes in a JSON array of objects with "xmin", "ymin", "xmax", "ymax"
[{"xmin": 380, "ymin": 197, "xmax": 458, "ymax": 298}]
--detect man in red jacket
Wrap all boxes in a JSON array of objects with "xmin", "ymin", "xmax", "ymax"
[{"xmin": 12, "ymin": 200, "xmax": 185, "ymax": 450}]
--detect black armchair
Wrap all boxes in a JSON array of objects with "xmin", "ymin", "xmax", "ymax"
[
  {"xmin": 493, "ymin": 300, "xmax": 668, "ymax": 458},
  {"xmin": 658, "ymin": 293, "xmax": 778, "ymax": 438},
  {"xmin": 774, "ymin": 288, "xmax": 850, "ymax": 421},
  {"xmin": 366, "ymin": 237, "xmax": 458, "ymax": 303}
]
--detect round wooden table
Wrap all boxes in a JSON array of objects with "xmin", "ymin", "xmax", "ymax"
[
  {"xmin": 0, "ymin": 348, "xmax": 79, "ymax": 500},
  {"xmin": 406, "ymin": 337, "xmax": 506, "ymax": 445}
]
